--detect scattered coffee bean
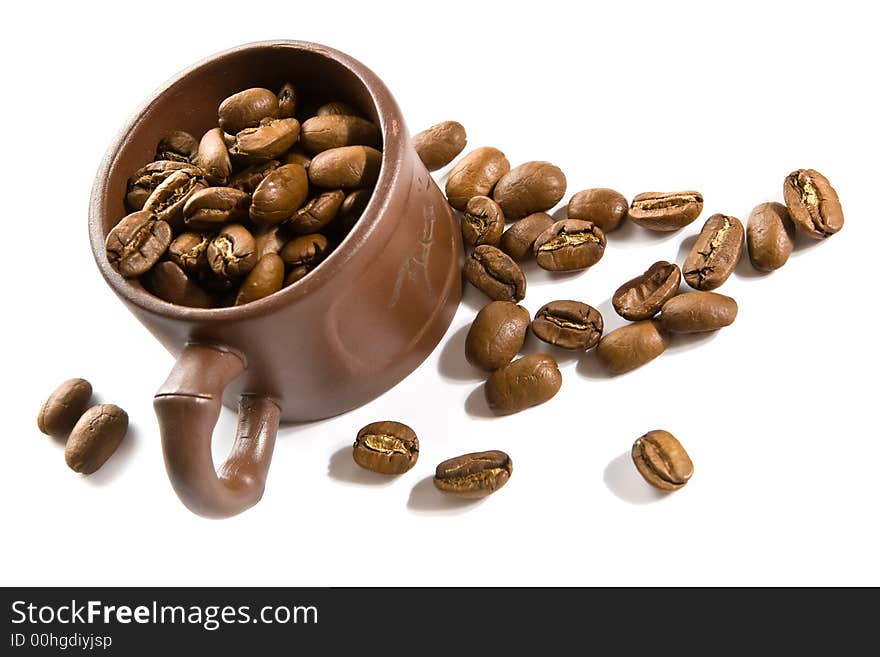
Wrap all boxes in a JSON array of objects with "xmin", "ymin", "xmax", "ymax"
[
  {"xmin": 612, "ymin": 261, "xmax": 681, "ymax": 321},
  {"xmin": 485, "ymin": 354, "xmax": 562, "ymax": 414},
  {"xmin": 149, "ymin": 261, "xmax": 213, "ymax": 308},
  {"xmin": 235, "ymin": 254, "xmax": 285, "ymax": 305},
  {"xmin": 286, "ymin": 190, "xmax": 345, "ymax": 235},
  {"xmin": 532, "ymin": 300, "xmax": 603, "ymax": 350},
  {"xmin": 567, "ymin": 188, "xmax": 628, "ymax": 233},
  {"xmin": 309, "ymin": 145, "xmax": 382, "ymax": 188},
  {"xmin": 276, "ymin": 82, "xmax": 298, "ymax": 118},
  {"xmin": 37, "ymin": 379, "xmax": 93, "ymax": 440},
  {"xmin": 462, "ymin": 196, "xmax": 505, "ymax": 246},
  {"xmin": 659, "ymin": 291, "xmax": 737, "ymax": 333},
  {"xmin": 218, "ymin": 87, "xmax": 279, "ymax": 134},
  {"xmin": 155, "ymin": 130, "xmax": 197, "ymax": 163},
  {"xmin": 353, "ymin": 421, "xmax": 419, "ymax": 475},
  {"xmin": 105, "ymin": 211, "xmax": 172, "ymax": 278},
  {"xmin": 492, "ymin": 161, "xmax": 566, "ymax": 220},
  {"xmin": 413, "ymin": 120, "xmax": 467, "ymax": 171},
  {"xmin": 498, "ymin": 212, "xmax": 554, "ymax": 261},
  {"xmin": 465, "ymin": 301, "xmax": 530, "ymax": 371},
  {"xmin": 125, "ymin": 161, "xmax": 198, "ymax": 212},
  {"xmin": 207, "ymin": 224, "xmax": 257, "ymax": 279},
  {"xmin": 445, "ymin": 147, "xmax": 510, "ymax": 211},
  {"xmin": 464, "ymin": 245, "xmax": 526, "ymax": 302},
  {"xmin": 197, "ymin": 127, "xmax": 232, "ymax": 185},
  {"xmin": 533, "ymin": 219, "xmax": 606, "ymax": 271},
  {"xmin": 183, "ymin": 187, "xmax": 250, "ymax": 229},
  {"xmin": 596, "ymin": 320, "xmax": 667, "ymax": 374},
  {"xmin": 280, "ymin": 233, "xmax": 330, "ymax": 271},
  {"xmin": 168, "ymin": 232, "xmax": 210, "ymax": 274},
  {"xmin": 433, "ymin": 450, "xmax": 512, "ymax": 498},
  {"xmin": 783, "ymin": 168, "xmax": 844, "ymax": 238},
  {"xmin": 747, "ymin": 202, "xmax": 795, "ymax": 272},
  {"xmin": 65, "ymin": 404, "xmax": 129, "ymax": 475},
  {"xmin": 249, "ymin": 163, "xmax": 309, "ymax": 225},
  {"xmin": 629, "ymin": 191, "xmax": 703, "ymax": 231},
  {"xmin": 631, "ymin": 430, "xmax": 693, "ymax": 491},
  {"xmin": 229, "ymin": 117, "xmax": 301, "ymax": 161},
  {"xmin": 683, "ymin": 214, "xmax": 744, "ymax": 291},
  {"xmin": 300, "ymin": 115, "xmax": 380, "ymax": 153}
]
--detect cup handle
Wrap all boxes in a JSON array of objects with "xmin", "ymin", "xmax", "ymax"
[{"xmin": 154, "ymin": 343, "xmax": 280, "ymax": 518}]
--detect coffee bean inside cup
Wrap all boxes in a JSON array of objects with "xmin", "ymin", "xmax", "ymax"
[{"xmin": 108, "ymin": 83, "xmax": 384, "ymax": 307}]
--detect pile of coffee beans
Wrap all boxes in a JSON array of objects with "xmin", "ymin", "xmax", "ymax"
[
  {"xmin": 106, "ymin": 83, "xmax": 385, "ymax": 307},
  {"xmin": 37, "ymin": 379, "xmax": 128, "ymax": 475}
]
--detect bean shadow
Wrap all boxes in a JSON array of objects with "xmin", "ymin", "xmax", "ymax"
[
  {"xmin": 733, "ymin": 249, "xmax": 771, "ymax": 280},
  {"xmin": 576, "ymin": 349, "xmax": 614, "ymax": 380},
  {"xmin": 519, "ymin": 259, "xmax": 587, "ymax": 285},
  {"xmin": 461, "ymin": 279, "xmax": 490, "ymax": 312},
  {"xmin": 521, "ymin": 330, "xmax": 581, "ymax": 367},
  {"xmin": 326, "ymin": 445, "xmax": 397, "ymax": 487},
  {"xmin": 407, "ymin": 475, "xmax": 486, "ymax": 514},
  {"xmin": 465, "ymin": 384, "xmax": 496, "ymax": 419},
  {"xmin": 611, "ymin": 219, "xmax": 684, "ymax": 249},
  {"xmin": 789, "ymin": 229, "xmax": 826, "ymax": 258},
  {"xmin": 438, "ymin": 324, "xmax": 483, "ymax": 382},
  {"xmin": 665, "ymin": 330, "xmax": 719, "ymax": 355},
  {"xmin": 83, "ymin": 422, "xmax": 140, "ymax": 487},
  {"xmin": 596, "ymin": 296, "xmax": 626, "ymax": 332},
  {"xmin": 675, "ymin": 234, "xmax": 698, "ymax": 265},
  {"xmin": 603, "ymin": 452, "xmax": 668, "ymax": 505}
]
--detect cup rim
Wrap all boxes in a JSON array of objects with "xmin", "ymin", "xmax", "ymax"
[{"xmin": 88, "ymin": 39, "xmax": 404, "ymax": 322}]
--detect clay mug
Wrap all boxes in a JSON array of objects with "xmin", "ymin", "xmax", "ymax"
[{"xmin": 88, "ymin": 41, "xmax": 462, "ymax": 518}]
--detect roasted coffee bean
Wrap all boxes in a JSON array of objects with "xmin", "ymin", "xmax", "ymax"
[
  {"xmin": 352, "ymin": 421, "xmax": 419, "ymax": 475},
  {"xmin": 532, "ymin": 300, "xmax": 603, "ymax": 350},
  {"xmin": 783, "ymin": 168, "xmax": 844, "ymax": 238},
  {"xmin": 445, "ymin": 147, "xmax": 510, "ymax": 211},
  {"xmin": 196, "ymin": 127, "xmax": 232, "ymax": 185},
  {"xmin": 533, "ymin": 219, "xmax": 606, "ymax": 271},
  {"xmin": 105, "ymin": 211, "xmax": 172, "ymax": 278},
  {"xmin": 65, "ymin": 404, "xmax": 128, "ymax": 475},
  {"xmin": 276, "ymin": 82, "xmax": 298, "ymax": 118},
  {"xmin": 612, "ymin": 261, "xmax": 681, "ymax": 321},
  {"xmin": 234, "ymin": 254, "xmax": 284, "ymax": 305},
  {"xmin": 300, "ymin": 115, "xmax": 380, "ymax": 153},
  {"xmin": 286, "ymin": 190, "xmax": 345, "ymax": 234},
  {"xmin": 329, "ymin": 188, "xmax": 372, "ymax": 240},
  {"xmin": 747, "ymin": 202, "xmax": 795, "ymax": 272},
  {"xmin": 465, "ymin": 301, "xmax": 530, "ymax": 371},
  {"xmin": 207, "ymin": 224, "xmax": 257, "ymax": 279},
  {"xmin": 149, "ymin": 261, "xmax": 213, "ymax": 308},
  {"xmin": 155, "ymin": 130, "xmax": 198, "ymax": 163},
  {"xmin": 229, "ymin": 160, "xmax": 279, "ymax": 193},
  {"xmin": 464, "ymin": 245, "xmax": 526, "ymax": 302},
  {"xmin": 492, "ymin": 161, "xmax": 567, "ymax": 220},
  {"xmin": 434, "ymin": 450, "xmax": 512, "ymax": 499},
  {"xmin": 218, "ymin": 87, "xmax": 279, "ymax": 134},
  {"xmin": 249, "ymin": 163, "xmax": 309, "ymax": 225},
  {"xmin": 143, "ymin": 169, "xmax": 206, "ymax": 230},
  {"xmin": 485, "ymin": 354, "xmax": 561, "ymax": 414},
  {"xmin": 316, "ymin": 101, "xmax": 361, "ymax": 117},
  {"xmin": 308, "ymin": 145, "xmax": 382, "ymax": 188},
  {"xmin": 683, "ymin": 214, "xmax": 744, "ymax": 290},
  {"xmin": 412, "ymin": 120, "xmax": 467, "ymax": 171},
  {"xmin": 659, "ymin": 291, "xmax": 737, "ymax": 333},
  {"xmin": 168, "ymin": 232, "xmax": 210, "ymax": 274},
  {"xmin": 498, "ymin": 212, "xmax": 554, "ymax": 261},
  {"xmin": 182, "ymin": 186, "xmax": 250, "ymax": 229},
  {"xmin": 596, "ymin": 320, "xmax": 667, "ymax": 374},
  {"xmin": 253, "ymin": 226, "xmax": 286, "ymax": 260},
  {"xmin": 229, "ymin": 117, "xmax": 301, "ymax": 160},
  {"xmin": 567, "ymin": 188, "xmax": 628, "ymax": 233},
  {"xmin": 284, "ymin": 265, "xmax": 310, "ymax": 286},
  {"xmin": 280, "ymin": 233, "xmax": 330, "ymax": 270},
  {"xmin": 632, "ymin": 430, "xmax": 693, "ymax": 491},
  {"xmin": 125, "ymin": 161, "xmax": 198, "ymax": 211},
  {"xmin": 37, "ymin": 378, "xmax": 93, "ymax": 440},
  {"xmin": 629, "ymin": 191, "xmax": 703, "ymax": 231},
  {"xmin": 462, "ymin": 196, "xmax": 505, "ymax": 246},
  {"xmin": 283, "ymin": 150, "xmax": 311, "ymax": 169}
]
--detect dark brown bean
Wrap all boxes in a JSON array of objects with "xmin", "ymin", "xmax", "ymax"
[
  {"xmin": 149, "ymin": 261, "xmax": 213, "ymax": 308},
  {"xmin": 485, "ymin": 354, "xmax": 562, "ymax": 414},
  {"xmin": 142, "ymin": 169, "xmax": 206, "ymax": 230},
  {"xmin": 783, "ymin": 168, "xmax": 844, "ymax": 239},
  {"xmin": 253, "ymin": 226, "xmax": 286, "ymax": 260},
  {"xmin": 629, "ymin": 191, "xmax": 703, "ymax": 231},
  {"xmin": 434, "ymin": 450, "xmax": 512, "ymax": 499},
  {"xmin": 329, "ymin": 188, "xmax": 372, "ymax": 240},
  {"xmin": 533, "ymin": 219, "xmax": 606, "ymax": 271},
  {"xmin": 155, "ymin": 130, "xmax": 198, "ymax": 163},
  {"xmin": 229, "ymin": 118, "xmax": 301, "ymax": 160},
  {"xmin": 125, "ymin": 161, "xmax": 198, "ymax": 212},
  {"xmin": 283, "ymin": 150, "xmax": 312, "ymax": 170},
  {"xmin": 183, "ymin": 187, "xmax": 250, "ymax": 229},
  {"xmin": 300, "ymin": 115, "xmax": 380, "ymax": 153},
  {"xmin": 196, "ymin": 127, "xmax": 232, "ymax": 185},
  {"xmin": 683, "ymin": 214, "xmax": 744, "ymax": 291},
  {"xmin": 37, "ymin": 378, "xmax": 93, "ymax": 440},
  {"xmin": 413, "ymin": 121, "xmax": 467, "ymax": 171},
  {"xmin": 498, "ymin": 212, "xmax": 554, "ymax": 261},
  {"xmin": 462, "ymin": 196, "xmax": 505, "ymax": 246},
  {"xmin": 286, "ymin": 190, "xmax": 345, "ymax": 234},
  {"xmin": 567, "ymin": 188, "xmax": 628, "ymax": 233},
  {"xmin": 659, "ymin": 291, "xmax": 737, "ymax": 333},
  {"xmin": 532, "ymin": 300, "xmax": 603, "ymax": 350},
  {"xmin": 596, "ymin": 320, "xmax": 667, "ymax": 374},
  {"xmin": 747, "ymin": 202, "xmax": 795, "ymax": 272},
  {"xmin": 612, "ymin": 261, "xmax": 681, "ymax": 321},
  {"xmin": 228, "ymin": 160, "xmax": 280, "ymax": 193},
  {"xmin": 315, "ymin": 101, "xmax": 361, "ymax": 117},
  {"xmin": 632, "ymin": 430, "xmax": 693, "ymax": 491},
  {"xmin": 234, "ymin": 254, "xmax": 284, "ymax": 305},
  {"xmin": 284, "ymin": 265, "xmax": 310, "ymax": 286},
  {"xmin": 218, "ymin": 87, "xmax": 279, "ymax": 134},
  {"xmin": 280, "ymin": 233, "xmax": 330, "ymax": 270},
  {"xmin": 65, "ymin": 404, "xmax": 129, "ymax": 475},
  {"xmin": 168, "ymin": 232, "xmax": 210, "ymax": 274},
  {"xmin": 207, "ymin": 224, "xmax": 257, "ymax": 279},
  {"xmin": 249, "ymin": 164, "xmax": 309, "ymax": 226},
  {"xmin": 276, "ymin": 82, "xmax": 298, "ymax": 118},
  {"xmin": 445, "ymin": 147, "xmax": 510, "ymax": 210},
  {"xmin": 492, "ymin": 161, "xmax": 567, "ymax": 220},
  {"xmin": 465, "ymin": 301, "xmax": 530, "ymax": 371},
  {"xmin": 105, "ymin": 211, "xmax": 172, "ymax": 278},
  {"xmin": 308, "ymin": 145, "xmax": 382, "ymax": 188},
  {"xmin": 353, "ymin": 421, "xmax": 419, "ymax": 475},
  {"xmin": 464, "ymin": 245, "xmax": 526, "ymax": 302}
]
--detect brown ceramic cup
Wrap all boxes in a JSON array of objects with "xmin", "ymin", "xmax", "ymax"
[{"xmin": 88, "ymin": 41, "xmax": 462, "ymax": 518}]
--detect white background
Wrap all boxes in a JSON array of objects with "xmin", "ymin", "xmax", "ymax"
[{"xmin": 2, "ymin": 0, "xmax": 877, "ymax": 586}]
